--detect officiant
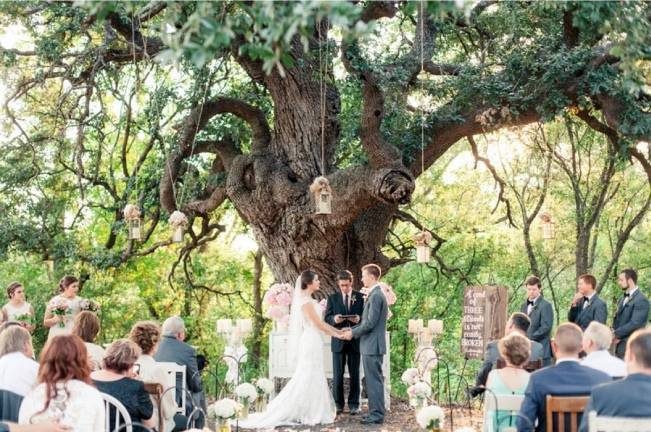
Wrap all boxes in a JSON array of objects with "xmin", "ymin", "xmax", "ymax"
[{"xmin": 325, "ymin": 270, "xmax": 365, "ymax": 415}]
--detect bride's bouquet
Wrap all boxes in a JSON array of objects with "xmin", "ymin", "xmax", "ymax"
[
  {"xmin": 263, "ymin": 283, "xmax": 293, "ymax": 331},
  {"xmin": 234, "ymin": 382, "xmax": 258, "ymax": 420},
  {"xmin": 48, "ymin": 297, "xmax": 70, "ymax": 328},
  {"xmin": 416, "ymin": 404, "xmax": 444, "ymax": 431},
  {"xmin": 208, "ymin": 398, "xmax": 241, "ymax": 432}
]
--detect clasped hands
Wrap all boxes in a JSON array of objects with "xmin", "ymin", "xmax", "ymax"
[{"xmin": 337, "ymin": 328, "xmax": 353, "ymax": 340}]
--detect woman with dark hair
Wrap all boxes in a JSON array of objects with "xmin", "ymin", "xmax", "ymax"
[
  {"xmin": 91, "ymin": 339, "xmax": 154, "ymax": 431},
  {"xmin": 43, "ymin": 276, "xmax": 85, "ymax": 340},
  {"xmin": 1, "ymin": 282, "xmax": 35, "ymax": 331},
  {"xmin": 72, "ymin": 312, "xmax": 104, "ymax": 371},
  {"xmin": 18, "ymin": 335, "xmax": 104, "ymax": 431}
]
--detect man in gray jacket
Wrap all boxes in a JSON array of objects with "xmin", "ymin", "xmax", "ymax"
[
  {"xmin": 343, "ymin": 264, "xmax": 388, "ymax": 425},
  {"xmin": 568, "ymin": 274, "xmax": 607, "ymax": 331},
  {"xmin": 154, "ymin": 316, "xmax": 205, "ymax": 430},
  {"xmin": 612, "ymin": 268, "xmax": 650, "ymax": 358},
  {"xmin": 520, "ymin": 276, "xmax": 554, "ymax": 365}
]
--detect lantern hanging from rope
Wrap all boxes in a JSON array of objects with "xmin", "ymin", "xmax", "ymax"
[
  {"xmin": 539, "ymin": 212, "xmax": 555, "ymax": 240},
  {"xmin": 169, "ymin": 210, "xmax": 189, "ymax": 243},
  {"xmin": 123, "ymin": 204, "xmax": 142, "ymax": 241},
  {"xmin": 412, "ymin": 231, "xmax": 432, "ymax": 264},
  {"xmin": 310, "ymin": 176, "xmax": 332, "ymax": 215}
]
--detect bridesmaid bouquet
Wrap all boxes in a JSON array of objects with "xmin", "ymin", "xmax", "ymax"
[
  {"xmin": 79, "ymin": 299, "xmax": 100, "ymax": 312},
  {"xmin": 48, "ymin": 297, "xmax": 70, "ymax": 328},
  {"xmin": 13, "ymin": 313, "xmax": 33, "ymax": 327}
]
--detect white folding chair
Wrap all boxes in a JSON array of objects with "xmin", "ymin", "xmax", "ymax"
[
  {"xmin": 483, "ymin": 394, "xmax": 525, "ymax": 432},
  {"xmin": 157, "ymin": 362, "xmax": 187, "ymax": 414},
  {"xmin": 101, "ymin": 392, "xmax": 132, "ymax": 432},
  {"xmin": 588, "ymin": 411, "xmax": 651, "ymax": 432}
]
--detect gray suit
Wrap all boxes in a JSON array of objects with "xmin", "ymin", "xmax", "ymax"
[
  {"xmin": 612, "ymin": 289, "xmax": 650, "ymax": 358},
  {"xmin": 154, "ymin": 336, "xmax": 204, "ymax": 427},
  {"xmin": 568, "ymin": 294, "xmax": 608, "ymax": 331},
  {"xmin": 351, "ymin": 285, "xmax": 388, "ymax": 422},
  {"xmin": 474, "ymin": 337, "xmax": 543, "ymax": 387},
  {"xmin": 578, "ymin": 373, "xmax": 651, "ymax": 432},
  {"xmin": 521, "ymin": 296, "xmax": 554, "ymax": 362}
]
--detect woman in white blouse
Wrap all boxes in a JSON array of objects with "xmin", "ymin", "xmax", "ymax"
[
  {"xmin": 19, "ymin": 335, "xmax": 104, "ymax": 432},
  {"xmin": 1, "ymin": 282, "xmax": 35, "ymax": 332},
  {"xmin": 43, "ymin": 276, "xmax": 84, "ymax": 340}
]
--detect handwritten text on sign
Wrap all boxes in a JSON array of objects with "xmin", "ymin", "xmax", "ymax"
[{"xmin": 461, "ymin": 286, "xmax": 508, "ymax": 359}]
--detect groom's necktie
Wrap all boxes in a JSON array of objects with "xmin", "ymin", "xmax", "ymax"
[{"xmin": 344, "ymin": 294, "xmax": 349, "ymax": 314}]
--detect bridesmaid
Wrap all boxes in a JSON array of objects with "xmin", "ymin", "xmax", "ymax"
[
  {"xmin": 1, "ymin": 282, "xmax": 36, "ymax": 331},
  {"xmin": 43, "ymin": 275, "xmax": 84, "ymax": 339}
]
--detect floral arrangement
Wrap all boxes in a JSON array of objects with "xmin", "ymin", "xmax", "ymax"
[
  {"xmin": 309, "ymin": 176, "xmax": 332, "ymax": 195},
  {"xmin": 48, "ymin": 297, "xmax": 70, "ymax": 328},
  {"xmin": 208, "ymin": 398, "xmax": 241, "ymax": 420},
  {"xmin": 123, "ymin": 204, "xmax": 141, "ymax": 221},
  {"xmin": 169, "ymin": 210, "xmax": 189, "ymax": 228},
  {"xmin": 412, "ymin": 231, "xmax": 433, "ymax": 247},
  {"xmin": 263, "ymin": 283, "xmax": 293, "ymax": 326},
  {"xmin": 401, "ymin": 368, "xmax": 421, "ymax": 386},
  {"xmin": 254, "ymin": 378, "xmax": 274, "ymax": 396},
  {"xmin": 13, "ymin": 313, "xmax": 33, "ymax": 325},
  {"xmin": 408, "ymin": 381, "xmax": 432, "ymax": 408},
  {"xmin": 416, "ymin": 405, "xmax": 444, "ymax": 430},
  {"xmin": 235, "ymin": 382, "xmax": 258, "ymax": 404},
  {"xmin": 318, "ymin": 298, "xmax": 327, "ymax": 314},
  {"xmin": 79, "ymin": 299, "xmax": 100, "ymax": 313}
]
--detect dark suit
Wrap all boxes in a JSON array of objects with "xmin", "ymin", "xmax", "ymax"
[
  {"xmin": 154, "ymin": 335, "xmax": 205, "ymax": 428},
  {"xmin": 324, "ymin": 290, "xmax": 365, "ymax": 411},
  {"xmin": 612, "ymin": 289, "xmax": 650, "ymax": 358},
  {"xmin": 578, "ymin": 373, "xmax": 651, "ymax": 432},
  {"xmin": 351, "ymin": 285, "xmax": 388, "ymax": 422},
  {"xmin": 521, "ymin": 296, "xmax": 554, "ymax": 363},
  {"xmin": 517, "ymin": 360, "xmax": 611, "ymax": 432},
  {"xmin": 568, "ymin": 293, "xmax": 608, "ymax": 331},
  {"xmin": 474, "ymin": 337, "xmax": 544, "ymax": 387}
]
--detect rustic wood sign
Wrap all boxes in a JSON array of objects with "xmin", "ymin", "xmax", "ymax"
[{"xmin": 461, "ymin": 285, "xmax": 508, "ymax": 359}]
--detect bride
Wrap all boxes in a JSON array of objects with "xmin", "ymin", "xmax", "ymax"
[{"xmin": 239, "ymin": 270, "xmax": 346, "ymax": 429}]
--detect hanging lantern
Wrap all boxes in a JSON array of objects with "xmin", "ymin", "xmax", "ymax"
[
  {"xmin": 309, "ymin": 176, "xmax": 332, "ymax": 215},
  {"xmin": 539, "ymin": 212, "xmax": 555, "ymax": 240},
  {"xmin": 123, "ymin": 204, "xmax": 142, "ymax": 241},
  {"xmin": 412, "ymin": 231, "xmax": 432, "ymax": 263},
  {"xmin": 169, "ymin": 210, "xmax": 189, "ymax": 243}
]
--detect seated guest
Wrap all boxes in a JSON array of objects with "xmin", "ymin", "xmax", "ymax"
[
  {"xmin": 472, "ymin": 313, "xmax": 543, "ymax": 395},
  {"xmin": 72, "ymin": 312, "xmax": 104, "ymax": 371},
  {"xmin": 0, "ymin": 321, "xmax": 20, "ymax": 335},
  {"xmin": 0, "ymin": 326, "xmax": 38, "ymax": 397},
  {"xmin": 517, "ymin": 323, "xmax": 610, "ymax": 432},
  {"xmin": 581, "ymin": 322, "xmax": 626, "ymax": 378},
  {"xmin": 91, "ymin": 339, "xmax": 154, "ymax": 431},
  {"xmin": 484, "ymin": 333, "xmax": 531, "ymax": 431},
  {"xmin": 19, "ymin": 335, "xmax": 104, "ymax": 431},
  {"xmin": 579, "ymin": 328, "xmax": 651, "ymax": 432},
  {"xmin": 130, "ymin": 321, "xmax": 177, "ymax": 432},
  {"xmin": 154, "ymin": 316, "xmax": 205, "ymax": 429}
]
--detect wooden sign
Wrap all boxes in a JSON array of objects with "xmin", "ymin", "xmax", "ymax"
[{"xmin": 461, "ymin": 285, "xmax": 508, "ymax": 359}]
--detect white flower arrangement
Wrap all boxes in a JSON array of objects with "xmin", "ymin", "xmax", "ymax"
[
  {"xmin": 209, "ymin": 398, "xmax": 241, "ymax": 419},
  {"xmin": 416, "ymin": 404, "xmax": 444, "ymax": 429},
  {"xmin": 235, "ymin": 382, "xmax": 258, "ymax": 403},
  {"xmin": 254, "ymin": 378, "xmax": 274, "ymax": 395},
  {"xmin": 169, "ymin": 210, "xmax": 189, "ymax": 228},
  {"xmin": 411, "ymin": 381, "xmax": 432, "ymax": 399},
  {"xmin": 401, "ymin": 368, "xmax": 420, "ymax": 386},
  {"xmin": 123, "ymin": 204, "xmax": 141, "ymax": 221}
]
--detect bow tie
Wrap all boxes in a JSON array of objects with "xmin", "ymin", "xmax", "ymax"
[
  {"xmin": 527, "ymin": 300, "xmax": 535, "ymax": 306},
  {"xmin": 624, "ymin": 293, "xmax": 631, "ymax": 298},
  {"xmin": 583, "ymin": 296, "xmax": 590, "ymax": 302}
]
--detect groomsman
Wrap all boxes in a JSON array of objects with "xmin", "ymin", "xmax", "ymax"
[
  {"xmin": 612, "ymin": 268, "xmax": 649, "ymax": 359},
  {"xmin": 568, "ymin": 274, "xmax": 608, "ymax": 331},
  {"xmin": 520, "ymin": 276, "xmax": 554, "ymax": 365},
  {"xmin": 324, "ymin": 270, "xmax": 365, "ymax": 415}
]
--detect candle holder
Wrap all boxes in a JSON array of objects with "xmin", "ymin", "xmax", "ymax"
[{"xmin": 216, "ymin": 318, "xmax": 254, "ymax": 385}]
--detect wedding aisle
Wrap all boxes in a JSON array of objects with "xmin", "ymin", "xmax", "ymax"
[{"xmin": 238, "ymin": 397, "xmax": 483, "ymax": 431}]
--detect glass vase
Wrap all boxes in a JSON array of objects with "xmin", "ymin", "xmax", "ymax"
[{"xmin": 216, "ymin": 418, "xmax": 231, "ymax": 432}]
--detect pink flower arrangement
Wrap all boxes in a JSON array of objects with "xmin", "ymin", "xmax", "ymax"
[
  {"xmin": 48, "ymin": 297, "xmax": 70, "ymax": 328},
  {"xmin": 380, "ymin": 283, "xmax": 397, "ymax": 306},
  {"xmin": 263, "ymin": 283, "xmax": 293, "ymax": 323},
  {"xmin": 318, "ymin": 299, "xmax": 327, "ymax": 314},
  {"xmin": 267, "ymin": 305, "xmax": 288, "ymax": 320}
]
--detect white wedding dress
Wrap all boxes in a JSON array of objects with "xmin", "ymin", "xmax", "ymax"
[{"xmin": 239, "ymin": 293, "xmax": 336, "ymax": 429}]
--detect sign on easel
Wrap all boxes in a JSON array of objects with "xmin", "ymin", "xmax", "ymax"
[{"xmin": 461, "ymin": 285, "xmax": 508, "ymax": 359}]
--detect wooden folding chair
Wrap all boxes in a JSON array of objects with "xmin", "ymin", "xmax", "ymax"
[{"xmin": 545, "ymin": 395, "xmax": 590, "ymax": 432}]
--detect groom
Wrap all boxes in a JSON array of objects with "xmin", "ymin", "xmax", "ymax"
[{"xmin": 343, "ymin": 264, "xmax": 388, "ymax": 425}]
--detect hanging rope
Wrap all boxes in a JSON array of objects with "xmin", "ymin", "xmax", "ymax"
[{"xmin": 318, "ymin": 18, "xmax": 327, "ymax": 175}]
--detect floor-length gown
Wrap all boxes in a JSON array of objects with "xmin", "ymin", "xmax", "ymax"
[{"xmin": 239, "ymin": 299, "xmax": 336, "ymax": 429}]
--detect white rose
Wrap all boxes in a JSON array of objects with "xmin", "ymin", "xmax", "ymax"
[
  {"xmin": 416, "ymin": 405, "xmax": 444, "ymax": 429},
  {"xmin": 211, "ymin": 398, "xmax": 238, "ymax": 419},
  {"xmin": 401, "ymin": 368, "xmax": 420, "ymax": 386},
  {"xmin": 413, "ymin": 381, "xmax": 432, "ymax": 398},
  {"xmin": 255, "ymin": 378, "xmax": 274, "ymax": 395},
  {"xmin": 235, "ymin": 382, "xmax": 258, "ymax": 402}
]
